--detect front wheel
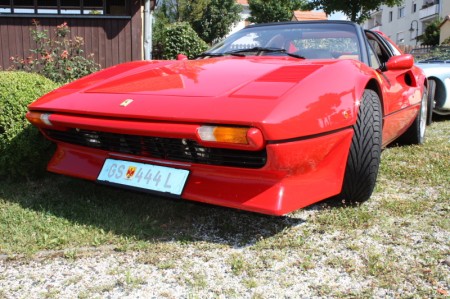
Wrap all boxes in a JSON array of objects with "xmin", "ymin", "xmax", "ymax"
[{"xmin": 341, "ymin": 89, "xmax": 382, "ymax": 203}]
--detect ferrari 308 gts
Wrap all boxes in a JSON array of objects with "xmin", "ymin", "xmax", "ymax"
[{"xmin": 27, "ymin": 21, "xmax": 428, "ymax": 215}]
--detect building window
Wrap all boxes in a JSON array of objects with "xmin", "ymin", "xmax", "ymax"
[
  {"xmin": 389, "ymin": 11, "xmax": 393, "ymax": 22},
  {"xmin": 14, "ymin": 0, "xmax": 33, "ymax": 13},
  {"xmin": 412, "ymin": 3, "xmax": 417, "ymax": 13},
  {"xmin": 0, "ymin": 0, "xmax": 129, "ymax": 15},
  {"xmin": 398, "ymin": 6, "xmax": 405, "ymax": 18},
  {"xmin": 108, "ymin": 0, "xmax": 127, "ymax": 15}
]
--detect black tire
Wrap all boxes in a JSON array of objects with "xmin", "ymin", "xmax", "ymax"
[
  {"xmin": 426, "ymin": 79, "xmax": 435, "ymax": 125},
  {"xmin": 397, "ymin": 87, "xmax": 428, "ymax": 145},
  {"xmin": 341, "ymin": 89, "xmax": 382, "ymax": 203}
]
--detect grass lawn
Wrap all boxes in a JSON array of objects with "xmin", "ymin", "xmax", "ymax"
[{"xmin": 0, "ymin": 118, "xmax": 448, "ymax": 297}]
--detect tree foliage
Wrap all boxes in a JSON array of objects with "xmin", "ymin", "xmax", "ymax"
[
  {"xmin": 417, "ymin": 19, "xmax": 440, "ymax": 46},
  {"xmin": 157, "ymin": 0, "xmax": 210, "ymax": 23},
  {"xmin": 442, "ymin": 36, "xmax": 450, "ymax": 45},
  {"xmin": 191, "ymin": 0, "xmax": 242, "ymax": 44},
  {"xmin": 152, "ymin": 7, "xmax": 171, "ymax": 59},
  {"xmin": 160, "ymin": 22, "xmax": 208, "ymax": 60},
  {"xmin": 153, "ymin": 0, "xmax": 242, "ymax": 56},
  {"xmin": 248, "ymin": 0, "xmax": 307, "ymax": 23},
  {"xmin": 307, "ymin": 0, "xmax": 403, "ymax": 23}
]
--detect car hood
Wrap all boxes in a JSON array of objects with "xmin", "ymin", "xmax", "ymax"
[
  {"xmin": 29, "ymin": 57, "xmax": 363, "ymax": 139},
  {"xmin": 82, "ymin": 57, "xmax": 325, "ymax": 97},
  {"xmin": 30, "ymin": 56, "xmax": 326, "ymax": 111}
]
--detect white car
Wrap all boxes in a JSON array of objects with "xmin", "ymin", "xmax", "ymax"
[{"xmin": 417, "ymin": 59, "xmax": 450, "ymax": 123}]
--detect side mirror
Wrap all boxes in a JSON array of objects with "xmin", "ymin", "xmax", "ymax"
[
  {"xmin": 177, "ymin": 54, "xmax": 188, "ymax": 60},
  {"xmin": 384, "ymin": 54, "xmax": 414, "ymax": 71}
]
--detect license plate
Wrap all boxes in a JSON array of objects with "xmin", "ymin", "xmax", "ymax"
[{"xmin": 97, "ymin": 159, "xmax": 189, "ymax": 196}]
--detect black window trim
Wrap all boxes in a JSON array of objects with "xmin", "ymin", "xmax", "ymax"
[
  {"xmin": 365, "ymin": 30, "xmax": 396, "ymax": 58},
  {"xmin": 0, "ymin": 0, "xmax": 130, "ymax": 16},
  {"xmin": 0, "ymin": 13, "xmax": 131, "ymax": 19}
]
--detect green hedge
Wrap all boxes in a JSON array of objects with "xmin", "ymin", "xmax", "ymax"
[
  {"xmin": 161, "ymin": 22, "xmax": 208, "ymax": 60},
  {"xmin": 0, "ymin": 72, "xmax": 59, "ymax": 180}
]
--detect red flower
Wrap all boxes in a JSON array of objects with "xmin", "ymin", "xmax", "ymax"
[
  {"xmin": 61, "ymin": 50, "xmax": 69, "ymax": 59},
  {"xmin": 43, "ymin": 53, "xmax": 53, "ymax": 62},
  {"xmin": 57, "ymin": 22, "xmax": 68, "ymax": 29}
]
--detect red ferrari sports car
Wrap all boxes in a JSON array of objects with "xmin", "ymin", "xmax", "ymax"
[{"xmin": 27, "ymin": 21, "xmax": 428, "ymax": 215}]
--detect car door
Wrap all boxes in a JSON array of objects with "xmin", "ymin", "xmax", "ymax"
[{"xmin": 365, "ymin": 31, "xmax": 422, "ymax": 145}]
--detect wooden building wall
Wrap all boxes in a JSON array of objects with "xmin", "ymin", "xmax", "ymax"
[{"xmin": 0, "ymin": 1, "xmax": 142, "ymax": 70}]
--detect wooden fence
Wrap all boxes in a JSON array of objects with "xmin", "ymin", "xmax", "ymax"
[{"xmin": 0, "ymin": 5, "xmax": 142, "ymax": 70}]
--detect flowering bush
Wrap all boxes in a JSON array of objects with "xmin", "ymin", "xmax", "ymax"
[{"xmin": 10, "ymin": 21, "xmax": 100, "ymax": 83}]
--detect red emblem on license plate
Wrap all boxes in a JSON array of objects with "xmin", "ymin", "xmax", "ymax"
[{"xmin": 126, "ymin": 166, "xmax": 137, "ymax": 179}]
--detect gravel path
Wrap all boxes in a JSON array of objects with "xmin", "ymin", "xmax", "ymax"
[
  {"xmin": 1, "ymin": 209, "xmax": 449, "ymax": 299},
  {"xmin": 1, "ymin": 246, "xmax": 376, "ymax": 298}
]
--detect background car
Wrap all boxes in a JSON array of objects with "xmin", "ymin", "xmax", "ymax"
[
  {"xmin": 26, "ymin": 21, "xmax": 428, "ymax": 215},
  {"xmin": 416, "ymin": 58, "xmax": 450, "ymax": 123}
]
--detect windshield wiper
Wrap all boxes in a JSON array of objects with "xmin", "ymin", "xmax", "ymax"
[
  {"xmin": 197, "ymin": 47, "xmax": 305, "ymax": 59},
  {"xmin": 226, "ymin": 47, "xmax": 305, "ymax": 59},
  {"xmin": 196, "ymin": 51, "xmax": 245, "ymax": 58},
  {"xmin": 196, "ymin": 52, "xmax": 225, "ymax": 58},
  {"xmin": 227, "ymin": 47, "xmax": 283, "ymax": 54},
  {"xmin": 284, "ymin": 52, "xmax": 306, "ymax": 59}
]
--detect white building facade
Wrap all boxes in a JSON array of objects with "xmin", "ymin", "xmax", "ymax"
[{"xmin": 363, "ymin": 0, "xmax": 449, "ymax": 46}]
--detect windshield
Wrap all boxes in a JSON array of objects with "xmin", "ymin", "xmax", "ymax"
[{"xmin": 207, "ymin": 23, "xmax": 361, "ymax": 60}]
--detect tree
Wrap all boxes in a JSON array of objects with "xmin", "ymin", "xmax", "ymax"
[
  {"xmin": 191, "ymin": 0, "xmax": 242, "ymax": 44},
  {"xmin": 155, "ymin": 0, "xmax": 241, "ymax": 45},
  {"xmin": 152, "ymin": 5, "xmax": 171, "ymax": 59},
  {"xmin": 417, "ymin": 19, "xmax": 440, "ymax": 46},
  {"xmin": 157, "ymin": 0, "xmax": 210, "ymax": 23},
  {"xmin": 248, "ymin": 0, "xmax": 307, "ymax": 23},
  {"xmin": 161, "ymin": 22, "xmax": 208, "ymax": 60},
  {"xmin": 153, "ymin": 1, "xmax": 209, "ymax": 58},
  {"xmin": 307, "ymin": 0, "xmax": 403, "ymax": 24}
]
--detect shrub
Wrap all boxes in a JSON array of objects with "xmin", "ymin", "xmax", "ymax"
[
  {"xmin": 191, "ymin": 0, "xmax": 242, "ymax": 44},
  {"xmin": 160, "ymin": 22, "xmax": 208, "ymax": 59},
  {"xmin": 418, "ymin": 46, "xmax": 450, "ymax": 61},
  {"xmin": 416, "ymin": 19, "xmax": 440, "ymax": 46},
  {"xmin": 0, "ymin": 71, "xmax": 59, "ymax": 180},
  {"xmin": 441, "ymin": 36, "xmax": 450, "ymax": 45},
  {"xmin": 10, "ymin": 20, "xmax": 100, "ymax": 84}
]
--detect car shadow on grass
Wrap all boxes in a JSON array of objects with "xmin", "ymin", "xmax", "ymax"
[
  {"xmin": 432, "ymin": 113, "xmax": 450, "ymax": 122},
  {"xmin": 0, "ymin": 173, "xmax": 309, "ymax": 249}
]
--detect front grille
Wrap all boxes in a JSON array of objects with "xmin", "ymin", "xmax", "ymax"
[{"xmin": 44, "ymin": 129, "xmax": 267, "ymax": 169}]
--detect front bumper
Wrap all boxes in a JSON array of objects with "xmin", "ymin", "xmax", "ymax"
[{"xmin": 46, "ymin": 128, "xmax": 353, "ymax": 215}]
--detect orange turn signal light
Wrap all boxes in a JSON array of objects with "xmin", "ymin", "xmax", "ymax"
[
  {"xmin": 198, "ymin": 126, "xmax": 248, "ymax": 144},
  {"xmin": 197, "ymin": 126, "xmax": 265, "ymax": 150},
  {"xmin": 26, "ymin": 111, "xmax": 53, "ymax": 127}
]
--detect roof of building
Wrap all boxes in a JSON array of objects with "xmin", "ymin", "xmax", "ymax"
[
  {"xmin": 292, "ymin": 10, "xmax": 327, "ymax": 21},
  {"xmin": 236, "ymin": 0, "xmax": 248, "ymax": 5},
  {"xmin": 439, "ymin": 15, "xmax": 450, "ymax": 28}
]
